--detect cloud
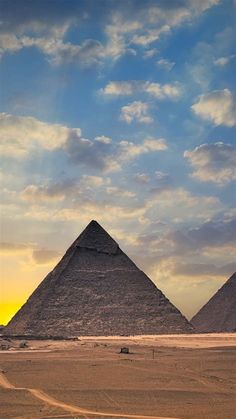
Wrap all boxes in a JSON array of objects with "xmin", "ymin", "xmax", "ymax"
[
  {"xmin": 184, "ymin": 142, "xmax": 236, "ymax": 185},
  {"xmin": 214, "ymin": 54, "xmax": 236, "ymax": 66},
  {"xmin": 29, "ymin": 37, "xmax": 104, "ymax": 67},
  {"xmin": 134, "ymin": 173, "xmax": 150, "ymax": 184},
  {"xmin": 21, "ymin": 180, "xmax": 76, "ymax": 202},
  {"xmin": 120, "ymin": 101, "xmax": 152, "ymax": 123},
  {"xmin": 63, "ymin": 131, "xmax": 120, "ymax": 172},
  {"xmin": 0, "ymin": 241, "xmax": 60, "ymax": 265},
  {"xmin": 1, "ymin": 112, "xmax": 168, "ymax": 172},
  {"xmin": 0, "ymin": 242, "xmax": 30, "ymax": 254},
  {"xmin": 132, "ymin": 217, "xmax": 236, "ymax": 288},
  {"xmin": 119, "ymin": 138, "xmax": 167, "ymax": 159},
  {"xmin": 0, "ymin": 112, "xmax": 78, "ymax": 156},
  {"xmin": 148, "ymin": 187, "xmax": 221, "ymax": 223},
  {"xmin": 103, "ymin": 0, "xmax": 220, "ymax": 59},
  {"xmin": 106, "ymin": 187, "xmax": 136, "ymax": 198},
  {"xmin": 0, "ymin": 0, "xmax": 76, "ymax": 36},
  {"xmin": 80, "ymin": 175, "xmax": 109, "ymax": 187},
  {"xmin": 0, "ymin": 0, "xmax": 220, "ymax": 66},
  {"xmin": 64, "ymin": 134, "xmax": 167, "ymax": 170},
  {"xmin": 0, "ymin": 1, "xmax": 100, "ymax": 67},
  {"xmin": 101, "ymin": 80, "xmax": 181, "ymax": 100},
  {"xmin": 191, "ymin": 89, "xmax": 236, "ymax": 127},
  {"xmin": 131, "ymin": 25, "xmax": 170, "ymax": 46},
  {"xmin": 143, "ymin": 48, "xmax": 157, "ymax": 59},
  {"xmin": 155, "ymin": 171, "xmax": 168, "ymax": 180},
  {"xmin": 149, "ymin": 171, "xmax": 171, "ymax": 193},
  {"xmin": 32, "ymin": 249, "xmax": 61, "ymax": 265},
  {"xmin": 94, "ymin": 135, "xmax": 112, "ymax": 144},
  {"xmin": 51, "ymin": 201, "xmax": 149, "ymax": 225},
  {"xmin": 165, "ymin": 218, "xmax": 236, "ymax": 254},
  {"xmin": 21, "ymin": 176, "xmax": 110, "ymax": 203},
  {"xmin": 101, "ymin": 81, "xmax": 136, "ymax": 96},
  {"xmin": 156, "ymin": 58, "xmax": 175, "ymax": 71},
  {"xmin": 171, "ymin": 261, "xmax": 236, "ymax": 277}
]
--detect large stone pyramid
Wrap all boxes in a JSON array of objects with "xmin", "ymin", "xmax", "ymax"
[
  {"xmin": 191, "ymin": 272, "xmax": 236, "ymax": 333},
  {"xmin": 5, "ymin": 220, "xmax": 193, "ymax": 337}
]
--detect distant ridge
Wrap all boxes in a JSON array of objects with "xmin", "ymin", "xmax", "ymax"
[
  {"xmin": 4, "ymin": 220, "xmax": 193, "ymax": 337},
  {"xmin": 191, "ymin": 272, "xmax": 236, "ymax": 332}
]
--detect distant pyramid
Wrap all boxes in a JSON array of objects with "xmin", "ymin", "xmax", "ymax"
[
  {"xmin": 5, "ymin": 220, "xmax": 193, "ymax": 337},
  {"xmin": 191, "ymin": 272, "xmax": 236, "ymax": 333}
]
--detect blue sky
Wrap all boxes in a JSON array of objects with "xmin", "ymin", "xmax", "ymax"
[{"xmin": 0, "ymin": 0, "xmax": 236, "ymax": 324}]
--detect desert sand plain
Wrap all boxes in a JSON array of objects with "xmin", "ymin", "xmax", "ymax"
[{"xmin": 0, "ymin": 334, "xmax": 236, "ymax": 419}]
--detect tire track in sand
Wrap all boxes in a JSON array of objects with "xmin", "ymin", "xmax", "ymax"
[{"xmin": 0, "ymin": 371, "xmax": 179, "ymax": 419}]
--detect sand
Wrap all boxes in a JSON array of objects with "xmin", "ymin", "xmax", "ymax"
[{"xmin": 0, "ymin": 334, "xmax": 236, "ymax": 418}]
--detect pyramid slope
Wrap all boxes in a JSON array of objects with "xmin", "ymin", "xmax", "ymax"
[
  {"xmin": 191, "ymin": 272, "xmax": 236, "ymax": 332},
  {"xmin": 5, "ymin": 220, "xmax": 193, "ymax": 337}
]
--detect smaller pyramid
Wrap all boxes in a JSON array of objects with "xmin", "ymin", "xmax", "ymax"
[{"xmin": 191, "ymin": 272, "xmax": 236, "ymax": 332}]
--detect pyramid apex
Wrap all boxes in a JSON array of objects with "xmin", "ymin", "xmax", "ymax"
[
  {"xmin": 75, "ymin": 219, "xmax": 118, "ymax": 254},
  {"xmin": 88, "ymin": 219, "xmax": 101, "ymax": 226}
]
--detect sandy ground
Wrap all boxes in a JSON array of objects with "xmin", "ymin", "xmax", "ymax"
[{"xmin": 0, "ymin": 334, "xmax": 236, "ymax": 419}]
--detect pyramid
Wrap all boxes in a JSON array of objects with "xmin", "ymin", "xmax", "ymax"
[
  {"xmin": 191, "ymin": 272, "xmax": 236, "ymax": 333},
  {"xmin": 5, "ymin": 220, "xmax": 193, "ymax": 337}
]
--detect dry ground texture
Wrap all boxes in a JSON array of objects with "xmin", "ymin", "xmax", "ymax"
[{"xmin": 0, "ymin": 334, "xmax": 236, "ymax": 419}]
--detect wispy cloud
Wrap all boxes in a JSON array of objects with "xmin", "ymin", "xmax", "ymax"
[
  {"xmin": 214, "ymin": 54, "xmax": 236, "ymax": 66},
  {"xmin": 156, "ymin": 58, "xmax": 175, "ymax": 71}
]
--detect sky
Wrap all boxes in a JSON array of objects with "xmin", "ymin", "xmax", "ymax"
[{"xmin": 0, "ymin": 0, "xmax": 236, "ymax": 326}]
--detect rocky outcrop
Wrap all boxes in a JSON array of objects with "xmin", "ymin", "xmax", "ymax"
[
  {"xmin": 191, "ymin": 272, "xmax": 236, "ymax": 332},
  {"xmin": 4, "ymin": 220, "xmax": 193, "ymax": 337}
]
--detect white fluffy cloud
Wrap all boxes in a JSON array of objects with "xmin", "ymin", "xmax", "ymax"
[
  {"xmin": 104, "ymin": 0, "xmax": 220, "ymax": 59},
  {"xmin": 120, "ymin": 101, "xmax": 153, "ymax": 123},
  {"xmin": 184, "ymin": 142, "xmax": 236, "ymax": 185},
  {"xmin": 119, "ymin": 138, "xmax": 167, "ymax": 159},
  {"xmin": 0, "ymin": 113, "xmax": 168, "ymax": 172},
  {"xmin": 0, "ymin": 113, "xmax": 77, "ymax": 156},
  {"xmin": 191, "ymin": 89, "xmax": 236, "ymax": 127},
  {"xmin": 101, "ymin": 80, "xmax": 181, "ymax": 100},
  {"xmin": 0, "ymin": 0, "xmax": 220, "ymax": 67},
  {"xmin": 65, "ymin": 132, "xmax": 167, "ymax": 170}
]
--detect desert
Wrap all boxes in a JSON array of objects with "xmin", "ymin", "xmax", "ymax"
[{"xmin": 0, "ymin": 334, "xmax": 236, "ymax": 418}]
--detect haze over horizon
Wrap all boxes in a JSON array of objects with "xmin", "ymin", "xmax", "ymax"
[{"xmin": 0, "ymin": 0, "xmax": 236, "ymax": 325}]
